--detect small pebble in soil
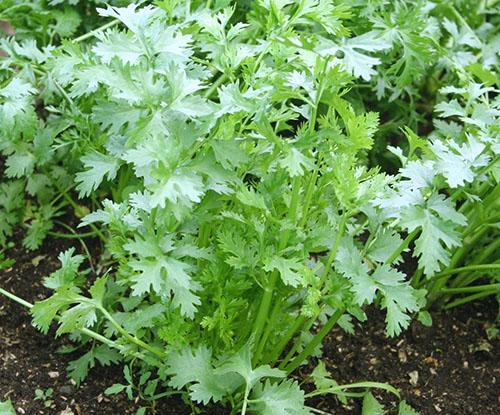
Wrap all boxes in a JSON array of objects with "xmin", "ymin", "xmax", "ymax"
[
  {"xmin": 59, "ymin": 385, "xmax": 74, "ymax": 396},
  {"xmin": 423, "ymin": 356, "xmax": 439, "ymax": 367},
  {"xmin": 408, "ymin": 370, "xmax": 419, "ymax": 386}
]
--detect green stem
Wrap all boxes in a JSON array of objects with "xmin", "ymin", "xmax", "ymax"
[
  {"xmin": 280, "ymin": 176, "xmax": 302, "ymax": 245},
  {"xmin": 252, "ymin": 177, "xmax": 302, "ymax": 356},
  {"xmin": 271, "ymin": 212, "xmax": 346, "ymax": 365},
  {"xmin": 309, "ymin": 408, "xmax": 336, "ymax": 415},
  {"xmin": 480, "ymin": 182, "xmax": 500, "ymax": 212},
  {"xmin": 444, "ymin": 290, "xmax": 498, "ymax": 310},
  {"xmin": 387, "ymin": 229, "xmax": 419, "ymax": 266},
  {"xmin": 269, "ymin": 315, "xmax": 307, "ymax": 364},
  {"xmin": 0, "ymin": 2, "xmax": 35, "ymax": 17},
  {"xmin": 251, "ymin": 272, "xmax": 278, "ymax": 354},
  {"xmin": 427, "ymin": 222, "xmax": 496, "ymax": 299},
  {"xmin": 319, "ymin": 212, "xmax": 347, "ymax": 288},
  {"xmin": 449, "ymin": 5, "xmax": 483, "ymax": 46},
  {"xmin": 47, "ymin": 230, "xmax": 99, "ymax": 239},
  {"xmin": 147, "ymin": 390, "xmax": 182, "ymax": 400},
  {"xmin": 430, "ymin": 262, "xmax": 499, "ymax": 309},
  {"xmin": 308, "ymin": 57, "xmax": 330, "ymax": 134},
  {"xmin": 447, "ymin": 158, "xmax": 499, "ymax": 204},
  {"xmin": 0, "ymin": 287, "xmax": 117, "ymax": 350},
  {"xmin": 33, "ymin": 67, "xmax": 76, "ymax": 108},
  {"xmin": 412, "ymin": 268, "xmax": 425, "ymax": 288},
  {"xmin": 53, "ymin": 220, "xmax": 96, "ymax": 273},
  {"xmin": 100, "ymin": 308, "xmax": 165, "ymax": 359},
  {"xmin": 289, "ymin": 176, "xmax": 303, "ymax": 223},
  {"xmin": 51, "ymin": 179, "xmax": 106, "ymax": 243},
  {"xmin": 115, "ymin": 165, "xmax": 132, "ymax": 202},
  {"xmin": 452, "ymin": 237, "xmax": 500, "ymax": 288},
  {"xmin": 197, "ymin": 222, "xmax": 211, "ymax": 268},
  {"xmin": 298, "ymin": 166, "xmax": 319, "ymax": 229},
  {"xmin": 204, "ymin": 72, "xmax": 228, "ymax": 99},
  {"xmin": 433, "ymin": 264, "xmax": 500, "ymax": 280},
  {"xmin": 284, "ymin": 308, "xmax": 344, "ymax": 374},
  {"xmin": 305, "ymin": 381, "xmax": 400, "ymax": 399},
  {"xmin": 241, "ymin": 384, "xmax": 250, "ymax": 415},
  {"xmin": 458, "ymin": 180, "xmax": 491, "ymax": 214},
  {"xmin": 451, "ymin": 217, "xmax": 489, "ymax": 267},
  {"xmin": 254, "ymin": 297, "xmax": 282, "ymax": 363},
  {"xmin": 73, "ymin": 20, "xmax": 120, "ymax": 43},
  {"xmin": 0, "ymin": 287, "xmax": 34, "ymax": 309},
  {"xmin": 278, "ymin": 315, "xmax": 315, "ymax": 370},
  {"xmin": 49, "ymin": 185, "xmax": 75, "ymax": 207},
  {"xmin": 439, "ymin": 283, "xmax": 500, "ymax": 294}
]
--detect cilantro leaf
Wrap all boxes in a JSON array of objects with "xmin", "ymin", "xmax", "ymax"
[
  {"xmin": 250, "ymin": 379, "xmax": 311, "ymax": 415},
  {"xmin": 401, "ymin": 194, "xmax": 465, "ymax": 276},
  {"xmin": 263, "ymin": 256, "xmax": 304, "ymax": 287},
  {"xmin": 75, "ymin": 152, "xmax": 122, "ymax": 197},
  {"xmin": 362, "ymin": 392, "xmax": 384, "ymax": 415},
  {"xmin": 127, "ymin": 244, "xmax": 201, "ymax": 318},
  {"xmin": 165, "ymin": 346, "xmax": 241, "ymax": 404}
]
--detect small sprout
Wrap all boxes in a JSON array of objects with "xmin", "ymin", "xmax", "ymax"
[{"xmin": 34, "ymin": 388, "xmax": 54, "ymax": 408}]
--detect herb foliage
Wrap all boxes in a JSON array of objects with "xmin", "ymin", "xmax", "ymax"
[{"xmin": 0, "ymin": 0, "xmax": 498, "ymax": 413}]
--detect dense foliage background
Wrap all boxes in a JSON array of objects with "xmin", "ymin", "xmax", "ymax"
[{"xmin": 0, "ymin": 1, "xmax": 498, "ymax": 414}]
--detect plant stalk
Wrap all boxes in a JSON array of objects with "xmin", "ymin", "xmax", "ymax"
[
  {"xmin": 284, "ymin": 308, "xmax": 344, "ymax": 374},
  {"xmin": 0, "ymin": 287, "xmax": 118, "ymax": 350},
  {"xmin": 444, "ymin": 290, "xmax": 499, "ymax": 309},
  {"xmin": 439, "ymin": 283, "xmax": 500, "ymax": 294},
  {"xmin": 433, "ymin": 263, "xmax": 500, "ymax": 280},
  {"xmin": 319, "ymin": 212, "xmax": 347, "ymax": 288},
  {"xmin": 268, "ymin": 315, "xmax": 307, "ymax": 364},
  {"xmin": 252, "ymin": 177, "xmax": 302, "ymax": 358},
  {"xmin": 100, "ymin": 308, "xmax": 165, "ymax": 359},
  {"xmin": 305, "ymin": 381, "xmax": 400, "ymax": 399},
  {"xmin": 387, "ymin": 229, "xmax": 419, "ymax": 266},
  {"xmin": 271, "ymin": 212, "xmax": 346, "ymax": 366},
  {"xmin": 73, "ymin": 20, "xmax": 120, "ymax": 43}
]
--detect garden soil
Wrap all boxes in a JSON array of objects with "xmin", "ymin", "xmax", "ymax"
[{"xmin": 0, "ymin": 230, "xmax": 498, "ymax": 415}]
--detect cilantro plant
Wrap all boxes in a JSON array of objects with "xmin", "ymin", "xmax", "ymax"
[
  {"xmin": 0, "ymin": 0, "xmax": 498, "ymax": 414},
  {"xmin": 0, "ymin": 0, "xmax": 133, "ymax": 249},
  {"xmin": 0, "ymin": 0, "xmax": 134, "ymax": 43},
  {"xmin": 0, "ymin": 400, "xmax": 16, "ymax": 415}
]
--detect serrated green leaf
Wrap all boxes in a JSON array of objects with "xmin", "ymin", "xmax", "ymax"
[
  {"xmin": 68, "ymin": 350, "xmax": 93, "ymax": 386},
  {"xmin": 166, "ymin": 345, "xmax": 241, "ymax": 404},
  {"xmin": 104, "ymin": 383, "xmax": 127, "ymax": 395},
  {"xmin": 0, "ymin": 399, "xmax": 16, "ymax": 415},
  {"xmin": 250, "ymin": 379, "xmax": 311, "ymax": 415},
  {"xmin": 362, "ymin": 392, "xmax": 384, "ymax": 415},
  {"xmin": 398, "ymin": 400, "xmax": 420, "ymax": 415},
  {"xmin": 75, "ymin": 152, "xmax": 122, "ymax": 197},
  {"xmin": 263, "ymin": 256, "xmax": 303, "ymax": 287}
]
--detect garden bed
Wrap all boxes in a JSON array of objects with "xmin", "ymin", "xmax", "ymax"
[
  {"xmin": 1, "ymin": 1, "xmax": 499, "ymax": 414},
  {"xmin": 1, "ymin": 233, "xmax": 498, "ymax": 415}
]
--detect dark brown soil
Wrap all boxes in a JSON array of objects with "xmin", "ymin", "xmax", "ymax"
[
  {"xmin": 1, "ymin": 229, "xmax": 498, "ymax": 414},
  {"xmin": 308, "ymin": 302, "xmax": 499, "ymax": 414},
  {"xmin": 0, "ymin": 229, "xmax": 200, "ymax": 415}
]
